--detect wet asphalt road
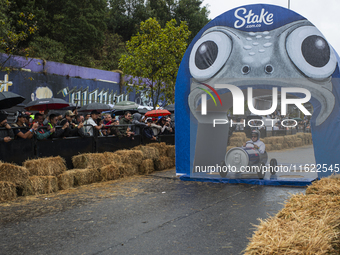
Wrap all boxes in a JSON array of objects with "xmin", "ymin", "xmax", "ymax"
[{"xmin": 0, "ymin": 170, "xmax": 305, "ymax": 255}]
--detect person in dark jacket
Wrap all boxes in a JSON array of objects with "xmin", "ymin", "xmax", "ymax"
[
  {"xmin": 118, "ymin": 111, "xmax": 135, "ymax": 137},
  {"xmin": 131, "ymin": 113, "xmax": 146, "ymax": 136},
  {"xmin": 48, "ymin": 114, "xmax": 70, "ymax": 139},
  {"xmin": 0, "ymin": 111, "xmax": 14, "ymax": 143},
  {"xmin": 60, "ymin": 110, "xmax": 84, "ymax": 137},
  {"xmin": 142, "ymin": 118, "xmax": 157, "ymax": 141}
]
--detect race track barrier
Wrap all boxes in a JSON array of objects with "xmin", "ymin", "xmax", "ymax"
[{"xmin": 0, "ymin": 125, "xmax": 175, "ymax": 168}]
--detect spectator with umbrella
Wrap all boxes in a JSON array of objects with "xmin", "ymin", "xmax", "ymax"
[
  {"xmin": 12, "ymin": 112, "xmax": 38, "ymax": 139},
  {"xmin": 0, "ymin": 111, "xmax": 14, "ymax": 143}
]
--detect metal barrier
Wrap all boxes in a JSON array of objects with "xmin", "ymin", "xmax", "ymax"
[
  {"xmin": 36, "ymin": 137, "xmax": 95, "ymax": 169},
  {"xmin": 0, "ymin": 138, "xmax": 34, "ymax": 165}
]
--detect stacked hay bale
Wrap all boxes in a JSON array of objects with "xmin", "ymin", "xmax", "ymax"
[
  {"xmin": 0, "ymin": 182, "xmax": 17, "ymax": 202},
  {"xmin": 133, "ymin": 145, "xmax": 159, "ymax": 174},
  {"xmin": 23, "ymin": 156, "xmax": 66, "ymax": 195},
  {"xmin": 262, "ymin": 133, "xmax": 313, "ymax": 151},
  {"xmin": 227, "ymin": 132, "xmax": 247, "ymax": 152},
  {"xmin": 59, "ymin": 168, "xmax": 101, "ymax": 187},
  {"xmin": 244, "ymin": 175, "xmax": 340, "ymax": 254},
  {"xmin": 0, "ymin": 163, "xmax": 29, "ymax": 201},
  {"xmin": 72, "ymin": 153, "xmax": 108, "ymax": 169},
  {"xmin": 147, "ymin": 143, "xmax": 175, "ymax": 171},
  {"xmin": 111, "ymin": 150, "xmax": 143, "ymax": 177}
]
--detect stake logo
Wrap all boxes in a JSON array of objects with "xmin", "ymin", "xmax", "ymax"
[{"xmin": 234, "ymin": 7, "xmax": 274, "ymax": 29}]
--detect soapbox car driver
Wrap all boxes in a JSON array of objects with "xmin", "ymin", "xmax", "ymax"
[{"xmin": 242, "ymin": 130, "xmax": 265, "ymax": 154}]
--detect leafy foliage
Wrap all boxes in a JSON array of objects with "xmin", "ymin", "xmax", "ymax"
[
  {"xmin": 0, "ymin": 0, "xmax": 38, "ymax": 70},
  {"xmin": 119, "ymin": 18, "xmax": 190, "ymax": 107}
]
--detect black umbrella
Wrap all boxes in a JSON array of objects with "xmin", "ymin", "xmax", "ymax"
[
  {"xmin": 78, "ymin": 102, "xmax": 112, "ymax": 113},
  {"xmin": 138, "ymin": 108, "xmax": 149, "ymax": 114},
  {"xmin": 164, "ymin": 104, "xmax": 174, "ymax": 113},
  {"xmin": 25, "ymin": 98, "xmax": 70, "ymax": 111},
  {"xmin": 112, "ymin": 109, "xmax": 139, "ymax": 115},
  {"xmin": 0, "ymin": 91, "xmax": 25, "ymax": 110},
  {"xmin": 60, "ymin": 103, "xmax": 81, "ymax": 111}
]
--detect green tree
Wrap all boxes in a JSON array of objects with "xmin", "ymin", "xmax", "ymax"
[
  {"xmin": 28, "ymin": 36, "xmax": 66, "ymax": 62},
  {"xmin": 119, "ymin": 18, "xmax": 190, "ymax": 108},
  {"xmin": 94, "ymin": 32, "xmax": 126, "ymax": 71},
  {"xmin": 53, "ymin": 0, "xmax": 107, "ymax": 67},
  {"xmin": 108, "ymin": 0, "xmax": 150, "ymax": 41},
  {"xmin": 173, "ymin": 0, "xmax": 210, "ymax": 42},
  {"xmin": 0, "ymin": 0, "xmax": 38, "ymax": 70}
]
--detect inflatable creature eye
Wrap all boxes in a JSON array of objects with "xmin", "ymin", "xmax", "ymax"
[
  {"xmin": 189, "ymin": 31, "xmax": 232, "ymax": 80},
  {"xmin": 286, "ymin": 26, "xmax": 336, "ymax": 79}
]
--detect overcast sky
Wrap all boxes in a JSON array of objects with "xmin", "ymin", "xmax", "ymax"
[{"xmin": 202, "ymin": 0, "xmax": 340, "ymax": 54}]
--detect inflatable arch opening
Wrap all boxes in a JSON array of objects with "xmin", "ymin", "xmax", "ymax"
[{"xmin": 175, "ymin": 4, "xmax": 340, "ymax": 185}]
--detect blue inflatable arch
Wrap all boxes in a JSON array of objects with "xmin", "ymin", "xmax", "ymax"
[{"xmin": 175, "ymin": 4, "xmax": 340, "ymax": 180}]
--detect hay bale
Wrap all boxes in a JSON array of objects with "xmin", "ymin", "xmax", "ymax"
[
  {"xmin": 276, "ymin": 137, "xmax": 284, "ymax": 143},
  {"xmin": 132, "ymin": 145, "xmax": 160, "ymax": 160},
  {"xmin": 113, "ymin": 150, "xmax": 143, "ymax": 166},
  {"xmin": 231, "ymin": 132, "xmax": 246, "ymax": 138},
  {"xmin": 282, "ymin": 142, "xmax": 289, "ymax": 149},
  {"xmin": 306, "ymin": 177, "xmax": 340, "ymax": 196},
  {"xmin": 244, "ymin": 193, "xmax": 340, "ymax": 255},
  {"xmin": 0, "ymin": 163, "xmax": 29, "ymax": 188},
  {"xmin": 139, "ymin": 159, "xmax": 155, "ymax": 175},
  {"xmin": 265, "ymin": 144, "xmax": 272, "ymax": 151},
  {"xmin": 283, "ymin": 135, "xmax": 293, "ymax": 143},
  {"xmin": 146, "ymin": 142, "xmax": 167, "ymax": 157},
  {"xmin": 70, "ymin": 169, "xmax": 101, "ymax": 186},
  {"xmin": 23, "ymin": 156, "xmax": 66, "ymax": 176},
  {"xmin": 266, "ymin": 137, "xmax": 276, "ymax": 145},
  {"xmin": 103, "ymin": 152, "xmax": 122, "ymax": 164},
  {"xmin": 262, "ymin": 137, "xmax": 269, "ymax": 144},
  {"xmin": 276, "ymin": 143, "xmax": 283, "ymax": 150},
  {"xmin": 99, "ymin": 163, "xmax": 121, "ymax": 181},
  {"xmin": 23, "ymin": 176, "xmax": 58, "ymax": 195},
  {"xmin": 72, "ymin": 153, "xmax": 107, "ymax": 169},
  {"xmin": 0, "ymin": 181, "xmax": 17, "ymax": 202},
  {"xmin": 229, "ymin": 137, "xmax": 243, "ymax": 144},
  {"xmin": 154, "ymin": 156, "xmax": 174, "ymax": 171},
  {"xmin": 57, "ymin": 171, "xmax": 74, "ymax": 190},
  {"xmin": 293, "ymin": 138, "xmax": 303, "ymax": 147},
  {"xmin": 226, "ymin": 146, "xmax": 236, "ymax": 152},
  {"xmin": 166, "ymin": 145, "xmax": 175, "ymax": 158},
  {"xmin": 120, "ymin": 163, "xmax": 139, "ymax": 177}
]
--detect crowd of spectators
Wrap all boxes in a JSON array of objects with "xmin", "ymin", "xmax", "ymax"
[{"xmin": 0, "ymin": 109, "xmax": 175, "ymax": 143}]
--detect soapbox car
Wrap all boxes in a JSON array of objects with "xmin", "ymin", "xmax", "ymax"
[{"xmin": 219, "ymin": 142, "xmax": 278, "ymax": 179}]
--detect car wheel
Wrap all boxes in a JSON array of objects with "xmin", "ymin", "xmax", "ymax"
[
  {"xmin": 257, "ymin": 163, "xmax": 265, "ymax": 179},
  {"xmin": 219, "ymin": 160, "xmax": 228, "ymax": 178},
  {"xmin": 270, "ymin": 158, "xmax": 278, "ymax": 175}
]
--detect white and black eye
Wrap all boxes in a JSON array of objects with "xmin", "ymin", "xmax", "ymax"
[
  {"xmin": 286, "ymin": 26, "xmax": 336, "ymax": 79},
  {"xmin": 189, "ymin": 31, "xmax": 232, "ymax": 80}
]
